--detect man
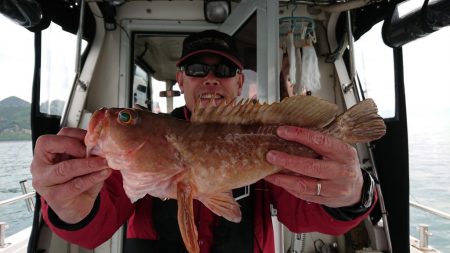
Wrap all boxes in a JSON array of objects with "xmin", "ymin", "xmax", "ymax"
[{"xmin": 31, "ymin": 30, "xmax": 376, "ymax": 253}]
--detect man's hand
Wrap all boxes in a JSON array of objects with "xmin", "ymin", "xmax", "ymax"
[
  {"xmin": 31, "ymin": 127, "xmax": 111, "ymax": 224},
  {"xmin": 265, "ymin": 126, "xmax": 363, "ymax": 208}
]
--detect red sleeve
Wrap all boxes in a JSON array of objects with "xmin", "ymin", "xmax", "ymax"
[
  {"xmin": 41, "ymin": 170, "xmax": 135, "ymax": 249},
  {"xmin": 269, "ymin": 183, "xmax": 376, "ymax": 235}
]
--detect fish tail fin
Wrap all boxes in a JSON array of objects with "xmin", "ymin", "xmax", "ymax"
[
  {"xmin": 177, "ymin": 181, "xmax": 200, "ymax": 253},
  {"xmin": 200, "ymin": 191, "xmax": 242, "ymax": 223},
  {"xmin": 325, "ymin": 99, "xmax": 386, "ymax": 144}
]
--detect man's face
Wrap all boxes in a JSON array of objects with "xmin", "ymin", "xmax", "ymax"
[{"xmin": 176, "ymin": 55, "xmax": 244, "ymax": 111}]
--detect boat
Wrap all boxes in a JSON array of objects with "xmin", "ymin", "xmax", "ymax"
[{"xmin": 0, "ymin": 0, "xmax": 449, "ymax": 252}]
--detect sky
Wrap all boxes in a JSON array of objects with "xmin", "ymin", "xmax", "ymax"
[
  {"xmin": 0, "ymin": 14, "xmax": 81, "ymax": 103},
  {"xmin": 0, "ymin": 15, "xmax": 35, "ymax": 102}
]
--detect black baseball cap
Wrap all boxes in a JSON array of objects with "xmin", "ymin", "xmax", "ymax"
[{"xmin": 176, "ymin": 30, "xmax": 243, "ymax": 69}]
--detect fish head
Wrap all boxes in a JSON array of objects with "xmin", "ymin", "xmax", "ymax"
[{"xmin": 85, "ymin": 107, "xmax": 149, "ymax": 159}]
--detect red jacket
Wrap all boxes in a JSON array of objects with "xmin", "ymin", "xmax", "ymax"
[{"xmin": 42, "ymin": 170, "xmax": 374, "ymax": 252}]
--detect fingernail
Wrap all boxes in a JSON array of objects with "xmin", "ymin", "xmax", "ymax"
[
  {"xmin": 264, "ymin": 174, "xmax": 275, "ymax": 182},
  {"xmin": 264, "ymin": 175, "xmax": 278, "ymax": 185},
  {"xmin": 276, "ymin": 126, "xmax": 287, "ymax": 137},
  {"xmin": 277, "ymin": 126, "xmax": 294, "ymax": 137},
  {"xmin": 100, "ymin": 169, "xmax": 110, "ymax": 176},
  {"xmin": 266, "ymin": 150, "xmax": 278, "ymax": 163}
]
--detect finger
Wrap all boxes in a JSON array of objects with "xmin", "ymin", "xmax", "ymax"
[
  {"xmin": 264, "ymin": 174, "xmax": 345, "ymax": 206},
  {"xmin": 266, "ymin": 150, "xmax": 345, "ymax": 179},
  {"xmin": 264, "ymin": 173, "xmax": 319, "ymax": 196},
  {"xmin": 44, "ymin": 156, "xmax": 110, "ymax": 186},
  {"xmin": 276, "ymin": 126, "xmax": 357, "ymax": 162},
  {"xmin": 57, "ymin": 127, "xmax": 87, "ymax": 141},
  {"xmin": 35, "ymin": 134, "xmax": 86, "ymax": 160},
  {"xmin": 265, "ymin": 173, "xmax": 343, "ymax": 206},
  {"xmin": 45, "ymin": 168, "xmax": 111, "ymax": 202}
]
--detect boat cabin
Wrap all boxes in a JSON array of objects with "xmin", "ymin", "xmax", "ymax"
[{"xmin": 1, "ymin": 0, "xmax": 450, "ymax": 252}]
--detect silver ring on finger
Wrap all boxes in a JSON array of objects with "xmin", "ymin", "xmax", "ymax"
[{"xmin": 316, "ymin": 182, "xmax": 322, "ymax": 196}]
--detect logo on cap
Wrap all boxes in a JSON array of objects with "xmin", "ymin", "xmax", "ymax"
[{"xmin": 176, "ymin": 30, "xmax": 243, "ymax": 69}]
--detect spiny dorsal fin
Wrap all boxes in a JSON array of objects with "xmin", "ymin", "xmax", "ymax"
[{"xmin": 191, "ymin": 95, "xmax": 338, "ymax": 128}]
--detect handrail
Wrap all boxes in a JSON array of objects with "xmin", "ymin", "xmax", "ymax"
[
  {"xmin": 410, "ymin": 201, "xmax": 450, "ymax": 220},
  {"xmin": 0, "ymin": 192, "xmax": 36, "ymax": 208},
  {"xmin": 0, "ymin": 191, "xmax": 36, "ymax": 248}
]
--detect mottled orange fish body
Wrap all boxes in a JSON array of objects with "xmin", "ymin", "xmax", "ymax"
[
  {"xmin": 85, "ymin": 96, "xmax": 386, "ymax": 253},
  {"xmin": 85, "ymin": 108, "xmax": 316, "ymax": 199}
]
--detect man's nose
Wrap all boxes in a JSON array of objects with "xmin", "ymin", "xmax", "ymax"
[{"xmin": 203, "ymin": 71, "xmax": 219, "ymax": 85}]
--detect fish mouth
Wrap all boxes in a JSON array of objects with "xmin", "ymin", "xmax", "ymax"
[
  {"xmin": 85, "ymin": 108, "xmax": 107, "ymax": 157},
  {"xmin": 86, "ymin": 144, "xmax": 103, "ymax": 158}
]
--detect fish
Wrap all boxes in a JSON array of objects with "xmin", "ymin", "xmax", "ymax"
[{"xmin": 84, "ymin": 95, "xmax": 386, "ymax": 253}]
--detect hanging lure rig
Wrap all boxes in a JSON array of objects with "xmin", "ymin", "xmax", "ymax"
[
  {"xmin": 278, "ymin": 2, "xmax": 321, "ymax": 95},
  {"xmin": 279, "ymin": 0, "xmax": 317, "ymax": 49},
  {"xmin": 279, "ymin": 16, "xmax": 317, "ymax": 48}
]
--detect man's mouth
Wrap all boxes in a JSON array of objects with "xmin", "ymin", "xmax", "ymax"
[
  {"xmin": 198, "ymin": 93, "xmax": 226, "ymax": 106},
  {"xmin": 200, "ymin": 93, "xmax": 224, "ymax": 100}
]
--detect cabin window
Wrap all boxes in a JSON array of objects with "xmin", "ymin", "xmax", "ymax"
[
  {"xmin": 132, "ymin": 64, "xmax": 150, "ymax": 107},
  {"xmin": 131, "ymin": 34, "xmax": 184, "ymax": 114},
  {"xmin": 40, "ymin": 22, "xmax": 87, "ymax": 116},
  {"xmin": 151, "ymin": 80, "xmax": 184, "ymax": 114},
  {"xmin": 132, "ymin": 62, "xmax": 184, "ymax": 114},
  {"xmin": 403, "ymin": 26, "xmax": 450, "ymax": 253},
  {"xmin": 354, "ymin": 22, "xmax": 396, "ymax": 118}
]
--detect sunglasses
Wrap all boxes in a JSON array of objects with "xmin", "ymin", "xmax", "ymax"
[{"xmin": 181, "ymin": 63, "xmax": 240, "ymax": 78}]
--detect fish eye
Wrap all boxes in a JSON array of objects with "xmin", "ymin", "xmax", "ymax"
[
  {"xmin": 119, "ymin": 111, "xmax": 131, "ymax": 123},
  {"xmin": 118, "ymin": 109, "xmax": 137, "ymax": 125}
]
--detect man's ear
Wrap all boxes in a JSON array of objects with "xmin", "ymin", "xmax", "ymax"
[
  {"xmin": 176, "ymin": 70, "xmax": 184, "ymax": 92},
  {"xmin": 237, "ymin": 72, "xmax": 245, "ymax": 96}
]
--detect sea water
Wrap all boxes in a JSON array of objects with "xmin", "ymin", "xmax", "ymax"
[
  {"xmin": 408, "ymin": 108, "xmax": 450, "ymax": 253},
  {"xmin": 0, "ymin": 140, "xmax": 34, "ymax": 237}
]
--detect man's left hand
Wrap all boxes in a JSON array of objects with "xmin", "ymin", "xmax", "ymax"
[{"xmin": 265, "ymin": 126, "xmax": 363, "ymax": 208}]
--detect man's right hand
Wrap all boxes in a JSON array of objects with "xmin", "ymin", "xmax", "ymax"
[{"xmin": 31, "ymin": 127, "xmax": 112, "ymax": 224}]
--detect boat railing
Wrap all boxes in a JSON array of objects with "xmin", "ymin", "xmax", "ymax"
[
  {"xmin": 0, "ymin": 180, "xmax": 35, "ymax": 248},
  {"xmin": 409, "ymin": 200, "xmax": 450, "ymax": 251}
]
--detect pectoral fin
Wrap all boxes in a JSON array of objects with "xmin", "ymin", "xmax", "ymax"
[
  {"xmin": 177, "ymin": 181, "xmax": 200, "ymax": 253},
  {"xmin": 200, "ymin": 191, "xmax": 242, "ymax": 223}
]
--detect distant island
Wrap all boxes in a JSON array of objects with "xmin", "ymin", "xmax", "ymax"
[
  {"xmin": 0, "ymin": 96, "xmax": 64, "ymax": 141},
  {"xmin": 0, "ymin": 96, "xmax": 31, "ymax": 141}
]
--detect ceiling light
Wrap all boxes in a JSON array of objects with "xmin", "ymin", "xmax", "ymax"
[{"xmin": 204, "ymin": 0, "xmax": 231, "ymax": 23}]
